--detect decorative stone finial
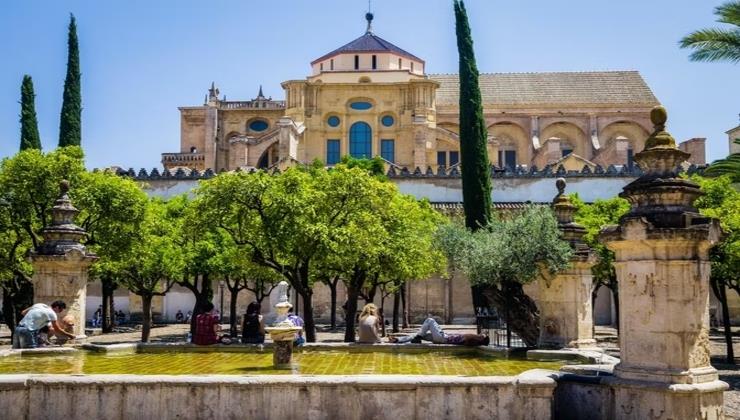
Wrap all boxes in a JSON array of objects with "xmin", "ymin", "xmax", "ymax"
[
  {"xmin": 552, "ymin": 178, "xmax": 576, "ymax": 225},
  {"xmin": 555, "ymin": 178, "xmax": 566, "ymax": 198},
  {"xmin": 632, "ymin": 106, "xmax": 689, "ymax": 177},
  {"xmin": 59, "ymin": 179, "xmax": 70, "ymax": 195},
  {"xmin": 32, "ymin": 180, "xmax": 95, "ymax": 257},
  {"xmin": 643, "ymin": 106, "xmax": 676, "ymax": 151},
  {"xmin": 552, "ymin": 179, "xmax": 590, "ymax": 258}
]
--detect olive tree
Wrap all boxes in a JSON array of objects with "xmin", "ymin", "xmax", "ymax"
[{"xmin": 437, "ymin": 206, "xmax": 572, "ymax": 346}]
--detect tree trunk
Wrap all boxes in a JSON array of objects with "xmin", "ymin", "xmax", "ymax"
[
  {"xmin": 711, "ymin": 277, "xmax": 735, "ymax": 364},
  {"xmin": 344, "ymin": 284, "xmax": 360, "ymax": 343},
  {"xmin": 188, "ymin": 274, "xmax": 214, "ymax": 335},
  {"xmin": 392, "ymin": 290, "xmax": 400, "ymax": 333},
  {"xmin": 287, "ymin": 264, "xmax": 316, "ymax": 342},
  {"xmin": 101, "ymin": 277, "xmax": 117, "ymax": 333},
  {"xmin": 229, "ymin": 288, "xmax": 239, "ymax": 337},
  {"xmin": 611, "ymin": 285, "xmax": 620, "ymax": 333},
  {"xmin": 141, "ymin": 294, "xmax": 153, "ymax": 343},
  {"xmin": 301, "ymin": 290, "xmax": 316, "ymax": 342},
  {"xmin": 2, "ymin": 276, "xmax": 34, "ymax": 337},
  {"xmin": 483, "ymin": 281, "xmax": 540, "ymax": 347},
  {"xmin": 401, "ymin": 282, "xmax": 409, "ymax": 329},
  {"xmin": 328, "ymin": 279, "xmax": 338, "ymax": 330}
]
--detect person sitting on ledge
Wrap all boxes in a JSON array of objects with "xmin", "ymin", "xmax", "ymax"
[
  {"xmin": 287, "ymin": 307, "xmax": 305, "ymax": 346},
  {"xmin": 357, "ymin": 303, "xmax": 382, "ymax": 344},
  {"xmin": 388, "ymin": 317, "xmax": 489, "ymax": 346},
  {"xmin": 241, "ymin": 301, "xmax": 265, "ymax": 344},
  {"xmin": 193, "ymin": 302, "xmax": 219, "ymax": 345}
]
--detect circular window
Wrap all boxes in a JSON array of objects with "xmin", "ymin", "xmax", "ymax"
[
  {"xmin": 350, "ymin": 102, "xmax": 373, "ymax": 110},
  {"xmin": 327, "ymin": 116, "xmax": 341, "ymax": 127},
  {"xmin": 249, "ymin": 120, "xmax": 269, "ymax": 132},
  {"xmin": 381, "ymin": 115, "xmax": 395, "ymax": 127}
]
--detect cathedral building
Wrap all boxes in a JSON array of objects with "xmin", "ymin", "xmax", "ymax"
[
  {"xmin": 162, "ymin": 13, "xmax": 704, "ymax": 174},
  {"xmin": 138, "ymin": 12, "xmax": 714, "ymax": 328}
]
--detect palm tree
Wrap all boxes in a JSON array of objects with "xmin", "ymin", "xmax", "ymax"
[
  {"xmin": 680, "ymin": 1, "xmax": 740, "ymax": 63},
  {"xmin": 705, "ymin": 139, "xmax": 740, "ymax": 182}
]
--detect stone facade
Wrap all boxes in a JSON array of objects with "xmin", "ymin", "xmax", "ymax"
[
  {"xmin": 727, "ymin": 122, "xmax": 740, "ymax": 155},
  {"xmin": 161, "ymin": 14, "xmax": 705, "ymax": 175}
]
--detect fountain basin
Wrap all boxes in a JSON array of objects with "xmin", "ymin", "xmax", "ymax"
[{"xmin": 0, "ymin": 344, "xmax": 603, "ymax": 419}]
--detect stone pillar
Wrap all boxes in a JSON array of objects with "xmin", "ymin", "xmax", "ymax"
[
  {"xmin": 600, "ymin": 107, "xmax": 726, "ymax": 419},
  {"xmin": 277, "ymin": 117, "xmax": 301, "ymax": 163},
  {"xmin": 537, "ymin": 178, "xmax": 596, "ymax": 349},
  {"xmin": 273, "ymin": 340, "xmax": 294, "ymax": 368},
  {"xmin": 412, "ymin": 119, "xmax": 429, "ymax": 170},
  {"xmin": 28, "ymin": 181, "xmax": 97, "ymax": 338}
]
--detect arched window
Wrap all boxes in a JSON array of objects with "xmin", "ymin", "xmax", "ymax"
[{"xmin": 350, "ymin": 122, "xmax": 372, "ymax": 159}]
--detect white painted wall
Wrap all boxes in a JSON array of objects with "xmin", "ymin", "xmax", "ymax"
[{"xmin": 141, "ymin": 176, "xmax": 634, "ymax": 203}]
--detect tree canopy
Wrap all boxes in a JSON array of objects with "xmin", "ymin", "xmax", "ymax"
[{"xmin": 436, "ymin": 206, "xmax": 572, "ymax": 345}]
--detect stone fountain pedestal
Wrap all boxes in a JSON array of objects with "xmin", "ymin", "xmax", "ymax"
[
  {"xmin": 264, "ymin": 281, "xmax": 303, "ymax": 369},
  {"xmin": 599, "ymin": 107, "xmax": 726, "ymax": 419},
  {"xmin": 28, "ymin": 181, "xmax": 97, "ymax": 339},
  {"xmin": 537, "ymin": 179, "xmax": 597, "ymax": 350},
  {"xmin": 266, "ymin": 329, "xmax": 301, "ymax": 368}
]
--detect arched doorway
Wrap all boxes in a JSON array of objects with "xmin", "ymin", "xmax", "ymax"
[{"xmin": 350, "ymin": 122, "xmax": 372, "ymax": 159}]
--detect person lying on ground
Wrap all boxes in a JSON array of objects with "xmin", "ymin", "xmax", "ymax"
[{"xmin": 388, "ymin": 317, "xmax": 489, "ymax": 346}]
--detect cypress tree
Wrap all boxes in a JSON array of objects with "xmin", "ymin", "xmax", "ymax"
[
  {"xmin": 455, "ymin": 0, "xmax": 493, "ymax": 310},
  {"xmin": 454, "ymin": 0, "xmax": 492, "ymax": 231},
  {"xmin": 58, "ymin": 14, "xmax": 82, "ymax": 148},
  {"xmin": 19, "ymin": 75, "xmax": 42, "ymax": 151}
]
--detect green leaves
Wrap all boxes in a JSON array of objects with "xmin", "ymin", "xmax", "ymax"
[
  {"xmin": 59, "ymin": 14, "xmax": 82, "ymax": 147},
  {"xmin": 19, "ymin": 75, "xmax": 42, "ymax": 151},
  {"xmin": 680, "ymin": 1, "xmax": 740, "ymax": 63},
  {"xmin": 693, "ymin": 175, "xmax": 740, "ymax": 292},
  {"xmin": 454, "ymin": 0, "xmax": 492, "ymax": 232},
  {"xmin": 572, "ymin": 195, "xmax": 629, "ymax": 291},
  {"xmin": 437, "ymin": 206, "xmax": 572, "ymax": 286}
]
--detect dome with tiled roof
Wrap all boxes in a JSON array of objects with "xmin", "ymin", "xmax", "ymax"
[{"xmin": 310, "ymin": 13, "xmax": 425, "ymax": 76}]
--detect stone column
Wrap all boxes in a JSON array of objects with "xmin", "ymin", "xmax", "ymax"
[
  {"xmin": 600, "ymin": 107, "xmax": 726, "ymax": 419},
  {"xmin": 412, "ymin": 119, "xmax": 429, "ymax": 170},
  {"xmin": 28, "ymin": 181, "xmax": 97, "ymax": 338},
  {"xmin": 537, "ymin": 178, "xmax": 596, "ymax": 349}
]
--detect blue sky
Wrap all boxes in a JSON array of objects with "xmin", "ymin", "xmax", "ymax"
[{"xmin": 1, "ymin": 0, "xmax": 738, "ymax": 170}]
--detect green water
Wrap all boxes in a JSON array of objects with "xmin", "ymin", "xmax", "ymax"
[{"xmin": 0, "ymin": 350, "xmax": 562, "ymax": 376}]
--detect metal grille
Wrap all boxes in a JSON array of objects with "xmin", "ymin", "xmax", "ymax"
[{"xmin": 475, "ymin": 307, "xmax": 526, "ymax": 348}]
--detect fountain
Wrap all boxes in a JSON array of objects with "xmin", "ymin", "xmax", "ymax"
[{"xmin": 264, "ymin": 281, "xmax": 303, "ymax": 368}]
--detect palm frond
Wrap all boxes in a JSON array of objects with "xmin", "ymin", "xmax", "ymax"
[
  {"xmin": 716, "ymin": 1, "xmax": 740, "ymax": 26},
  {"xmin": 680, "ymin": 28, "xmax": 740, "ymax": 63},
  {"xmin": 705, "ymin": 153, "xmax": 740, "ymax": 183}
]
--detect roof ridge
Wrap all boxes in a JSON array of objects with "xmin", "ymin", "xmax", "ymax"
[{"xmin": 428, "ymin": 70, "xmax": 642, "ymax": 77}]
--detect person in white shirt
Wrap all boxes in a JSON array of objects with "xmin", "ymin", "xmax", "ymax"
[{"xmin": 12, "ymin": 301, "xmax": 75, "ymax": 349}]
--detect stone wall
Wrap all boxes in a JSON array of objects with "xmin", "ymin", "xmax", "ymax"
[{"xmin": 0, "ymin": 373, "xmax": 556, "ymax": 420}]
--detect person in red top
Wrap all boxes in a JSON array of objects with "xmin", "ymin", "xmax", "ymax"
[{"xmin": 193, "ymin": 302, "xmax": 219, "ymax": 345}]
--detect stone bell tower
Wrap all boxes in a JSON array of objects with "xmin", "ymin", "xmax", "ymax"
[
  {"xmin": 600, "ymin": 107, "xmax": 726, "ymax": 419},
  {"xmin": 28, "ymin": 180, "xmax": 97, "ymax": 338},
  {"xmin": 537, "ymin": 178, "xmax": 596, "ymax": 349}
]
